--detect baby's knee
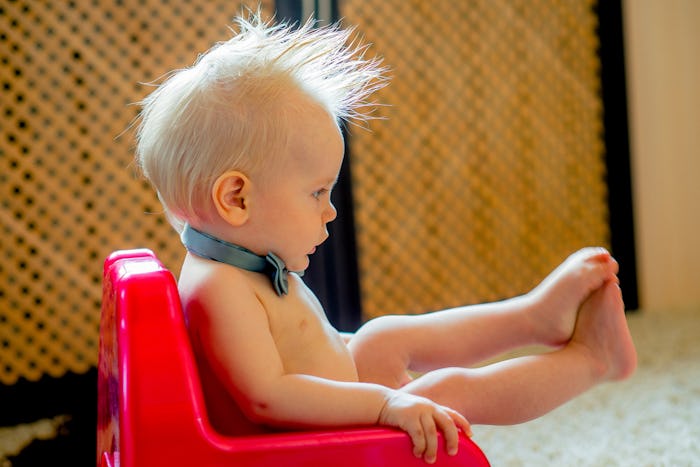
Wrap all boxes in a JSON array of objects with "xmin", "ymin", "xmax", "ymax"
[
  {"xmin": 349, "ymin": 315, "xmax": 410, "ymax": 384},
  {"xmin": 351, "ymin": 316, "xmax": 387, "ymax": 356},
  {"xmin": 353, "ymin": 314, "xmax": 403, "ymax": 342}
]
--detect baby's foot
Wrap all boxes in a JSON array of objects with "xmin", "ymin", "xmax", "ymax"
[
  {"xmin": 527, "ymin": 247, "xmax": 619, "ymax": 346},
  {"xmin": 570, "ymin": 281, "xmax": 637, "ymax": 381}
]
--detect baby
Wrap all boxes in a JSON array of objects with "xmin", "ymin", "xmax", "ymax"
[{"xmin": 135, "ymin": 13, "xmax": 637, "ymax": 464}]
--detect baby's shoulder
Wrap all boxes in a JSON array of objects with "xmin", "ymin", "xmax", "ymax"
[
  {"xmin": 180, "ymin": 254, "xmax": 245, "ymax": 287},
  {"xmin": 178, "ymin": 255, "xmax": 261, "ymax": 315}
]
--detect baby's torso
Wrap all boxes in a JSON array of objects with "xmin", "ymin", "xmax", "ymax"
[
  {"xmin": 260, "ymin": 273, "xmax": 359, "ymax": 381},
  {"xmin": 179, "ymin": 256, "xmax": 358, "ymax": 434}
]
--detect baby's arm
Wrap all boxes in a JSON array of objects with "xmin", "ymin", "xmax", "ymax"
[{"xmin": 186, "ymin": 271, "xmax": 469, "ymax": 463}]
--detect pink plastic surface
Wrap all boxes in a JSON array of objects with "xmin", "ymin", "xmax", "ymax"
[{"xmin": 97, "ymin": 249, "xmax": 490, "ymax": 466}]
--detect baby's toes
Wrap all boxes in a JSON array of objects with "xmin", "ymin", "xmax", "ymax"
[
  {"xmin": 589, "ymin": 250, "xmax": 618, "ymax": 280},
  {"xmin": 576, "ymin": 247, "xmax": 611, "ymax": 264}
]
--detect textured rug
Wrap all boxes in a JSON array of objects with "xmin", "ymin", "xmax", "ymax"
[{"xmin": 473, "ymin": 309, "xmax": 700, "ymax": 466}]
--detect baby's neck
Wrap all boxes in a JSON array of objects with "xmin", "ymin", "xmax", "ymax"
[{"xmin": 181, "ymin": 224, "xmax": 291, "ymax": 296}]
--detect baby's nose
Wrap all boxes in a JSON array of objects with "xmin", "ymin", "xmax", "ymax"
[{"xmin": 323, "ymin": 201, "xmax": 337, "ymax": 224}]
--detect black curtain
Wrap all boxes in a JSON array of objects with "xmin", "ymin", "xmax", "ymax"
[{"xmin": 597, "ymin": 0, "xmax": 639, "ymax": 310}]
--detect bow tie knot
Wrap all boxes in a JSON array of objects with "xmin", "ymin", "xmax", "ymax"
[{"xmin": 265, "ymin": 252, "xmax": 289, "ymax": 296}]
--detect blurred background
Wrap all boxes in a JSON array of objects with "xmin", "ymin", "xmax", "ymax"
[{"xmin": 1, "ymin": 0, "xmax": 698, "ymax": 465}]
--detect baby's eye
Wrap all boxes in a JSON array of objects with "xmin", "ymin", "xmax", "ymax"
[{"xmin": 312, "ymin": 188, "xmax": 328, "ymax": 199}]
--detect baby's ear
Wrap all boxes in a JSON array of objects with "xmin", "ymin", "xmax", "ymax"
[{"xmin": 212, "ymin": 171, "xmax": 251, "ymax": 226}]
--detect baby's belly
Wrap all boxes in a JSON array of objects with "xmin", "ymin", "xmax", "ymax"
[
  {"xmin": 268, "ymin": 303, "xmax": 360, "ymax": 382},
  {"xmin": 277, "ymin": 335, "xmax": 360, "ymax": 382}
]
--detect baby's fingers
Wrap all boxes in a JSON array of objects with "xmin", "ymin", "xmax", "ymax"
[
  {"xmin": 441, "ymin": 408, "xmax": 472, "ymax": 457},
  {"xmin": 450, "ymin": 408, "xmax": 472, "ymax": 438},
  {"xmin": 434, "ymin": 409, "xmax": 460, "ymax": 457},
  {"xmin": 407, "ymin": 422, "xmax": 427, "ymax": 461},
  {"xmin": 421, "ymin": 413, "xmax": 439, "ymax": 464}
]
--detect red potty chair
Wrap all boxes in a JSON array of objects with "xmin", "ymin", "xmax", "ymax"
[{"xmin": 98, "ymin": 249, "xmax": 490, "ymax": 467}]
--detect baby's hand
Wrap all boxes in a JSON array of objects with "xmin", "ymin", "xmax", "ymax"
[{"xmin": 378, "ymin": 392, "xmax": 472, "ymax": 464}]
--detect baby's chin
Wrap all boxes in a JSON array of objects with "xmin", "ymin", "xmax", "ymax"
[{"xmin": 287, "ymin": 255, "xmax": 311, "ymax": 274}]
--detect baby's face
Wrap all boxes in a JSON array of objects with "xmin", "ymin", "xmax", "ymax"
[{"xmin": 247, "ymin": 99, "xmax": 344, "ymax": 272}]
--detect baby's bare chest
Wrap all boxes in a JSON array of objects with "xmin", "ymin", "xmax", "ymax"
[{"xmin": 264, "ymin": 295, "xmax": 358, "ymax": 381}]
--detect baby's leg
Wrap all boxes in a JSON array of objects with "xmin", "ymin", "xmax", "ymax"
[
  {"xmin": 349, "ymin": 248, "xmax": 618, "ymax": 387},
  {"xmin": 349, "ymin": 298, "xmax": 539, "ymax": 388},
  {"xmin": 401, "ymin": 281, "xmax": 637, "ymax": 425}
]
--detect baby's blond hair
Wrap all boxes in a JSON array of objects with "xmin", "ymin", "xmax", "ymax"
[{"xmin": 135, "ymin": 12, "xmax": 387, "ymax": 231}]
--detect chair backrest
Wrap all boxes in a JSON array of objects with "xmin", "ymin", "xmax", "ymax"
[
  {"xmin": 98, "ymin": 249, "xmax": 490, "ymax": 467},
  {"xmin": 98, "ymin": 249, "xmax": 213, "ymax": 467}
]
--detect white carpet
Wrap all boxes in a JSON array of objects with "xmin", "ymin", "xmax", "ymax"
[{"xmin": 473, "ymin": 309, "xmax": 700, "ymax": 466}]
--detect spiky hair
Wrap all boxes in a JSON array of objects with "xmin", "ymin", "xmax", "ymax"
[{"xmin": 134, "ymin": 12, "xmax": 388, "ymax": 231}]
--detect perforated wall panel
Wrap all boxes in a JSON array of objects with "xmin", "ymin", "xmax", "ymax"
[
  {"xmin": 0, "ymin": 0, "xmax": 273, "ymax": 384},
  {"xmin": 340, "ymin": 0, "xmax": 609, "ymax": 319}
]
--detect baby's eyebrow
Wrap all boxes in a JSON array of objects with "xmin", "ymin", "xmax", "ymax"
[
  {"xmin": 314, "ymin": 175, "xmax": 339, "ymax": 191},
  {"xmin": 320, "ymin": 176, "xmax": 339, "ymax": 189}
]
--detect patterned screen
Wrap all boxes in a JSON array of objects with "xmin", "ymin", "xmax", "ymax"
[
  {"xmin": 0, "ymin": 0, "xmax": 608, "ymax": 384},
  {"xmin": 0, "ymin": 0, "xmax": 273, "ymax": 384},
  {"xmin": 340, "ymin": 0, "xmax": 608, "ymax": 319}
]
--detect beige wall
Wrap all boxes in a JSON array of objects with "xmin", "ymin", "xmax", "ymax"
[{"xmin": 624, "ymin": 0, "xmax": 700, "ymax": 312}]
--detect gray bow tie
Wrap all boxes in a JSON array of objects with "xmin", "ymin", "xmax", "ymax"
[{"xmin": 181, "ymin": 224, "xmax": 295, "ymax": 296}]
